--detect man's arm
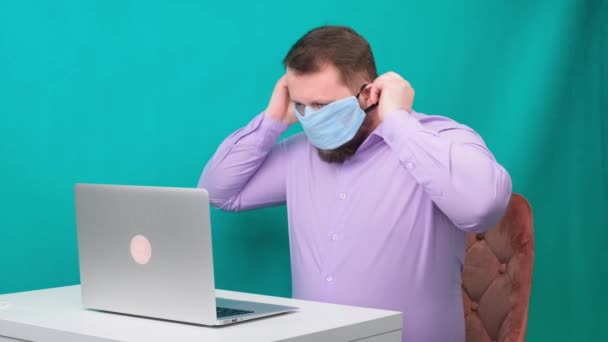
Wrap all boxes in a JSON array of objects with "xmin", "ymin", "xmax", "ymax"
[
  {"xmin": 367, "ymin": 71, "xmax": 511, "ymax": 233},
  {"xmin": 198, "ymin": 75, "xmax": 296, "ymax": 212},
  {"xmin": 380, "ymin": 111, "xmax": 512, "ymax": 233},
  {"xmin": 197, "ymin": 113, "xmax": 290, "ymax": 211}
]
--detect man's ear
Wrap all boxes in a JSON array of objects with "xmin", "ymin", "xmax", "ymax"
[{"xmin": 359, "ymin": 85, "xmax": 376, "ymax": 108}]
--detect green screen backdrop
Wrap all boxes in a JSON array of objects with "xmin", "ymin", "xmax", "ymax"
[{"xmin": 1, "ymin": 1, "xmax": 606, "ymax": 340}]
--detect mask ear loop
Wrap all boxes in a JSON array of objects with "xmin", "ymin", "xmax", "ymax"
[{"xmin": 356, "ymin": 83, "xmax": 378, "ymax": 113}]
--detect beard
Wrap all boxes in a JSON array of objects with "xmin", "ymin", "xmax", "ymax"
[{"xmin": 317, "ymin": 112, "xmax": 375, "ymax": 164}]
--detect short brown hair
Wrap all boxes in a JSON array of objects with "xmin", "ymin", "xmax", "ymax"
[{"xmin": 283, "ymin": 26, "xmax": 377, "ymax": 87}]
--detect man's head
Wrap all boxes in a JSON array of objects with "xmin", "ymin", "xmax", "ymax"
[{"xmin": 283, "ymin": 26, "xmax": 379, "ymax": 163}]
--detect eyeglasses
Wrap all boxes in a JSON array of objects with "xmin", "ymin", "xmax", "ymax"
[{"xmin": 294, "ymin": 83, "xmax": 377, "ymax": 115}]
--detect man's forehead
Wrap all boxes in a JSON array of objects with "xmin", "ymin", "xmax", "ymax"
[{"xmin": 286, "ymin": 67, "xmax": 350, "ymax": 103}]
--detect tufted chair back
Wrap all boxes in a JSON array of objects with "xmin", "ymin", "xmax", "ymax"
[{"xmin": 462, "ymin": 194, "xmax": 534, "ymax": 342}]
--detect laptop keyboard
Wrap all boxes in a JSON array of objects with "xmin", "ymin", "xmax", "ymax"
[{"xmin": 216, "ymin": 306, "xmax": 254, "ymax": 318}]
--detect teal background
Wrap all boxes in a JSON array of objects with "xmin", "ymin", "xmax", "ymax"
[{"xmin": 1, "ymin": 1, "xmax": 606, "ymax": 340}]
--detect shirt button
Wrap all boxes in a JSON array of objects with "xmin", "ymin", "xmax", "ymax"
[
  {"xmin": 406, "ymin": 161, "xmax": 416, "ymax": 170},
  {"xmin": 331, "ymin": 233, "xmax": 339, "ymax": 241},
  {"xmin": 326, "ymin": 275, "xmax": 334, "ymax": 282},
  {"xmin": 338, "ymin": 193, "xmax": 347, "ymax": 199}
]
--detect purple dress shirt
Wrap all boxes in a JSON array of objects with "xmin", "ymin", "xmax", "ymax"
[{"xmin": 198, "ymin": 109, "xmax": 512, "ymax": 341}]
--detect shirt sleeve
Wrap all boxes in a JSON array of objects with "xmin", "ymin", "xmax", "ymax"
[
  {"xmin": 377, "ymin": 110, "xmax": 513, "ymax": 233},
  {"xmin": 197, "ymin": 112, "xmax": 290, "ymax": 211}
]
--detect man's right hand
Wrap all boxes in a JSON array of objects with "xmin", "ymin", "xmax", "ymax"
[{"xmin": 265, "ymin": 75, "xmax": 298, "ymax": 125}]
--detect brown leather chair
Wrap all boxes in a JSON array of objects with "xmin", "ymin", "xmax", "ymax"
[{"xmin": 462, "ymin": 194, "xmax": 534, "ymax": 342}]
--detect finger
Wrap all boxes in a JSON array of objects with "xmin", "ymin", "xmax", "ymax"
[
  {"xmin": 287, "ymin": 101, "xmax": 295, "ymax": 116},
  {"xmin": 279, "ymin": 76, "xmax": 289, "ymax": 89},
  {"xmin": 371, "ymin": 73, "xmax": 391, "ymax": 90}
]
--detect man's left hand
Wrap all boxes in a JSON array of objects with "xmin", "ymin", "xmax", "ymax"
[{"xmin": 368, "ymin": 71, "xmax": 415, "ymax": 121}]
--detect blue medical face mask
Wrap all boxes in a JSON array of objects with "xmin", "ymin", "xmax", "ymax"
[{"xmin": 294, "ymin": 85, "xmax": 378, "ymax": 150}]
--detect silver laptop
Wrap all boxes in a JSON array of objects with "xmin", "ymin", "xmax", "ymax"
[{"xmin": 74, "ymin": 183, "xmax": 298, "ymax": 326}]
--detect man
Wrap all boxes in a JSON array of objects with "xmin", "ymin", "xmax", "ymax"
[{"xmin": 198, "ymin": 26, "xmax": 512, "ymax": 341}]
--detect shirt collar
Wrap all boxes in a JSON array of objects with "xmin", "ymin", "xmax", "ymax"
[{"xmin": 352, "ymin": 121, "xmax": 387, "ymax": 155}]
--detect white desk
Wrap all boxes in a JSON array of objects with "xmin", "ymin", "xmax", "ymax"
[{"xmin": 0, "ymin": 286, "xmax": 402, "ymax": 342}]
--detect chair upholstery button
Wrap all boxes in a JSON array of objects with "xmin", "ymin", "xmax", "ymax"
[
  {"xmin": 471, "ymin": 302, "xmax": 479, "ymax": 311},
  {"xmin": 499, "ymin": 263, "xmax": 507, "ymax": 274},
  {"xmin": 476, "ymin": 233, "xmax": 484, "ymax": 240}
]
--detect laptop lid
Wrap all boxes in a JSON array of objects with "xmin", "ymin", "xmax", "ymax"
[{"xmin": 75, "ymin": 184, "xmax": 218, "ymax": 324}]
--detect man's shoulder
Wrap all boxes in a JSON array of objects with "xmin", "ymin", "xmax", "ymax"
[
  {"xmin": 413, "ymin": 111, "xmax": 478, "ymax": 135},
  {"xmin": 279, "ymin": 132, "xmax": 309, "ymax": 151}
]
